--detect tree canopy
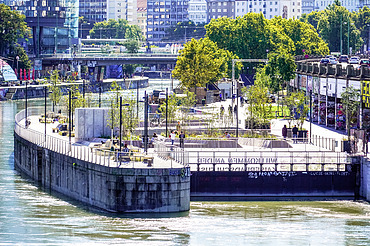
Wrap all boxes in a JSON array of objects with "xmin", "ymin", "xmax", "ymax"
[
  {"xmin": 89, "ymin": 19, "xmax": 143, "ymax": 40},
  {"xmin": 172, "ymin": 37, "xmax": 238, "ymax": 89},
  {"xmin": 162, "ymin": 21, "xmax": 206, "ymax": 42}
]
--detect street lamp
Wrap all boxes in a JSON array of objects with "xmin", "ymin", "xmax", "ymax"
[
  {"xmin": 165, "ymin": 87, "xmax": 168, "ymax": 137},
  {"xmin": 309, "ymin": 90, "xmax": 312, "ymax": 143},
  {"xmin": 54, "ymin": 11, "xmax": 59, "ymax": 54},
  {"xmin": 119, "ymin": 96, "xmax": 122, "ymax": 153},
  {"xmin": 137, "ymin": 80, "xmax": 139, "ymax": 119},
  {"xmin": 98, "ymin": 84, "xmax": 102, "ymax": 108},
  {"xmin": 25, "ymin": 79, "xmax": 28, "ymax": 128},
  {"xmin": 144, "ymin": 91, "xmax": 149, "ymax": 154},
  {"xmin": 68, "ymin": 89, "xmax": 78, "ymax": 149},
  {"xmin": 44, "ymin": 86, "xmax": 47, "ymax": 141}
]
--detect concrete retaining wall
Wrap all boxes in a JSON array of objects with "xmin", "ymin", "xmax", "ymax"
[
  {"xmin": 75, "ymin": 108, "xmax": 111, "ymax": 141},
  {"xmin": 361, "ymin": 158, "xmax": 370, "ymax": 202},
  {"xmin": 14, "ymin": 133, "xmax": 190, "ymax": 213}
]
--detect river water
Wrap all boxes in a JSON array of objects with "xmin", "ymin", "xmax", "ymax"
[{"xmin": 1, "ymin": 79, "xmax": 370, "ymax": 245}]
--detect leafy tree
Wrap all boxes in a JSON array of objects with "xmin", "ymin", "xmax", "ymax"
[
  {"xmin": 244, "ymin": 83, "xmax": 272, "ymax": 129},
  {"xmin": 353, "ymin": 6, "xmax": 370, "ymax": 51},
  {"xmin": 0, "ymin": 4, "xmax": 29, "ymax": 56},
  {"xmin": 317, "ymin": 1, "xmax": 362, "ymax": 54},
  {"xmin": 162, "ymin": 21, "xmax": 206, "ymax": 42},
  {"xmin": 107, "ymin": 81, "xmax": 122, "ymax": 137},
  {"xmin": 7, "ymin": 43, "xmax": 31, "ymax": 70},
  {"xmin": 270, "ymin": 16, "xmax": 329, "ymax": 56},
  {"xmin": 172, "ymin": 37, "xmax": 235, "ymax": 90},
  {"xmin": 341, "ymin": 86, "xmax": 360, "ymax": 137},
  {"xmin": 122, "ymin": 39, "xmax": 140, "ymax": 53},
  {"xmin": 48, "ymin": 70, "xmax": 62, "ymax": 112},
  {"xmin": 178, "ymin": 89, "xmax": 196, "ymax": 130},
  {"xmin": 158, "ymin": 94, "xmax": 179, "ymax": 135},
  {"xmin": 89, "ymin": 19, "xmax": 143, "ymax": 40},
  {"xmin": 300, "ymin": 11, "xmax": 323, "ymax": 30},
  {"xmin": 264, "ymin": 51, "xmax": 296, "ymax": 93}
]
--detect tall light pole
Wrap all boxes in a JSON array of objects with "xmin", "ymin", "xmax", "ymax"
[
  {"xmin": 25, "ymin": 79, "xmax": 28, "ymax": 128},
  {"xmin": 340, "ymin": 15, "xmax": 343, "ymax": 55},
  {"xmin": 44, "ymin": 86, "xmax": 47, "ymax": 141},
  {"xmin": 54, "ymin": 11, "xmax": 58, "ymax": 54},
  {"xmin": 165, "ymin": 88, "xmax": 168, "ymax": 137},
  {"xmin": 144, "ymin": 91, "xmax": 149, "ymax": 154},
  {"xmin": 136, "ymin": 80, "xmax": 139, "ymax": 119},
  {"xmin": 347, "ymin": 20, "xmax": 350, "ymax": 55},
  {"xmin": 119, "ymin": 96, "xmax": 122, "ymax": 153},
  {"xmin": 68, "ymin": 89, "xmax": 72, "ymax": 148}
]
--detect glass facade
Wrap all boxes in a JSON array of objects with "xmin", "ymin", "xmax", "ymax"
[{"xmin": 2, "ymin": 0, "xmax": 79, "ymax": 56}]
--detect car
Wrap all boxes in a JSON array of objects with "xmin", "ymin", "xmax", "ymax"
[
  {"xmin": 338, "ymin": 55, "xmax": 349, "ymax": 63},
  {"xmin": 349, "ymin": 56, "xmax": 360, "ymax": 64},
  {"xmin": 329, "ymin": 57, "xmax": 337, "ymax": 64},
  {"xmin": 325, "ymin": 55, "xmax": 334, "ymax": 58},
  {"xmin": 320, "ymin": 58, "xmax": 330, "ymax": 65},
  {"xmin": 359, "ymin": 59, "xmax": 370, "ymax": 67}
]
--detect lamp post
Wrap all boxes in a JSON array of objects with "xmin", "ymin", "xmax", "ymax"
[
  {"xmin": 68, "ymin": 90, "xmax": 72, "ymax": 148},
  {"xmin": 144, "ymin": 91, "xmax": 149, "ymax": 154},
  {"xmin": 165, "ymin": 87, "xmax": 168, "ymax": 137},
  {"xmin": 309, "ymin": 90, "xmax": 312, "ymax": 143},
  {"xmin": 236, "ymin": 84, "xmax": 239, "ymax": 138},
  {"xmin": 340, "ymin": 15, "xmax": 343, "ymax": 55},
  {"xmin": 119, "ymin": 96, "xmax": 122, "ymax": 153},
  {"xmin": 54, "ymin": 11, "xmax": 58, "ymax": 54},
  {"xmin": 44, "ymin": 86, "xmax": 47, "ymax": 141},
  {"xmin": 99, "ymin": 84, "xmax": 102, "ymax": 108},
  {"xmin": 25, "ymin": 79, "xmax": 28, "ymax": 128},
  {"xmin": 136, "ymin": 80, "xmax": 139, "ymax": 119}
]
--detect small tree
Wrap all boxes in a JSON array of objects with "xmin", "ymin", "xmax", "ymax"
[
  {"xmin": 158, "ymin": 94, "xmax": 179, "ymax": 134},
  {"xmin": 341, "ymin": 86, "xmax": 360, "ymax": 138},
  {"xmin": 244, "ymin": 84, "xmax": 272, "ymax": 129},
  {"xmin": 122, "ymin": 39, "xmax": 140, "ymax": 53},
  {"xmin": 48, "ymin": 70, "xmax": 62, "ymax": 112},
  {"xmin": 284, "ymin": 91, "xmax": 309, "ymax": 129},
  {"xmin": 107, "ymin": 81, "xmax": 122, "ymax": 138},
  {"xmin": 178, "ymin": 89, "xmax": 196, "ymax": 131}
]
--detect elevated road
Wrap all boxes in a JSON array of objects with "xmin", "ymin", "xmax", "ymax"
[{"xmin": 41, "ymin": 53, "xmax": 179, "ymax": 66}]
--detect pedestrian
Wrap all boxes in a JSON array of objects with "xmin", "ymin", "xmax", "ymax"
[
  {"xmin": 292, "ymin": 125, "xmax": 298, "ymax": 143},
  {"xmin": 234, "ymin": 105, "xmax": 237, "ymax": 116},
  {"xmin": 170, "ymin": 130, "xmax": 176, "ymax": 145},
  {"xmin": 179, "ymin": 131, "xmax": 185, "ymax": 149},
  {"xmin": 365, "ymin": 130, "xmax": 370, "ymax": 155},
  {"xmin": 176, "ymin": 121, "xmax": 181, "ymax": 134},
  {"xmin": 202, "ymin": 97, "xmax": 206, "ymax": 106},
  {"xmin": 228, "ymin": 105, "xmax": 232, "ymax": 115},
  {"xmin": 220, "ymin": 105, "xmax": 224, "ymax": 116},
  {"xmin": 224, "ymin": 131, "xmax": 231, "ymax": 138},
  {"xmin": 282, "ymin": 125, "xmax": 287, "ymax": 140}
]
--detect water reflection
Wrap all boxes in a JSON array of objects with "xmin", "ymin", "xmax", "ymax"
[{"xmin": 1, "ymin": 79, "xmax": 370, "ymax": 245}]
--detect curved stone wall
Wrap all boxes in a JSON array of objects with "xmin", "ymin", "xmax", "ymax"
[{"xmin": 14, "ymin": 133, "xmax": 190, "ymax": 213}]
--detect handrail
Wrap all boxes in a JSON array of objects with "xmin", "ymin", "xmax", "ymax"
[{"xmin": 14, "ymin": 108, "xmax": 185, "ymax": 168}]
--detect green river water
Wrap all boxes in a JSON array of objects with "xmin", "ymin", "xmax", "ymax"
[{"xmin": 0, "ymin": 80, "xmax": 369, "ymax": 245}]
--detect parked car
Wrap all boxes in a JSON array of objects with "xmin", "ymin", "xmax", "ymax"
[
  {"xmin": 349, "ymin": 56, "xmax": 360, "ymax": 64},
  {"xmin": 359, "ymin": 59, "xmax": 370, "ymax": 67},
  {"xmin": 320, "ymin": 58, "xmax": 330, "ymax": 65},
  {"xmin": 338, "ymin": 55, "xmax": 349, "ymax": 63},
  {"xmin": 329, "ymin": 56, "xmax": 337, "ymax": 64}
]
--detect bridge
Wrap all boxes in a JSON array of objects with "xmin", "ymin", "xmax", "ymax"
[{"xmin": 41, "ymin": 53, "xmax": 179, "ymax": 67}]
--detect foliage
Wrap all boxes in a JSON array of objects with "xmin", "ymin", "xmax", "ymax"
[
  {"xmin": 89, "ymin": 19, "xmax": 143, "ymax": 40},
  {"xmin": 122, "ymin": 64, "xmax": 138, "ymax": 77},
  {"xmin": 353, "ymin": 6, "xmax": 370, "ymax": 51},
  {"xmin": 317, "ymin": 1, "xmax": 362, "ymax": 54},
  {"xmin": 172, "ymin": 37, "xmax": 236, "ymax": 89},
  {"xmin": 7, "ymin": 43, "xmax": 31, "ymax": 70},
  {"xmin": 101, "ymin": 44, "xmax": 113, "ymax": 53},
  {"xmin": 243, "ymin": 83, "xmax": 272, "ymax": 128},
  {"xmin": 177, "ymin": 90, "xmax": 196, "ymax": 130},
  {"xmin": 300, "ymin": 11, "xmax": 322, "ymax": 30},
  {"xmin": 341, "ymin": 86, "xmax": 360, "ymax": 135},
  {"xmin": 0, "ymin": 4, "xmax": 29, "ymax": 56},
  {"xmin": 122, "ymin": 39, "xmax": 140, "ymax": 53},
  {"xmin": 48, "ymin": 70, "xmax": 62, "ymax": 111},
  {"xmin": 162, "ymin": 21, "xmax": 206, "ymax": 42},
  {"xmin": 158, "ymin": 94, "xmax": 179, "ymax": 134},
  {"xmin": 284, "ymin": 91, "xmax": 309, "ymax": 129},
  {"xmin": 270, "ymin": 17, "xmax": 329, "ymax": 56}
]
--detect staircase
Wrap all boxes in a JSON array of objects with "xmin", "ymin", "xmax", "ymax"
[{"xmin": 5, "ymin": 88, "xmax": 17, "ymax": 100}]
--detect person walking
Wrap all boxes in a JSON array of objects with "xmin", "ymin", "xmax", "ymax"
[
  {"xmin": 282, "ymin": 125, "xmax": 287, "ymax": 140},
  {"xmin": 292, "ymin": 125, "xmax": 298, "ymax": 143},
  {"xmin": 170, "ymin": 130, "xmax": 176, "ymax": 145},
  {"xmin": 179, "ymin": 131, "xmax": 185, "ymax": 149},
  {"xmin": 176, "ymin": 121, "xmax": 181, "ymax": 134}
]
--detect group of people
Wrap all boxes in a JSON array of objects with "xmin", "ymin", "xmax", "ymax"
[{"xmin": 282, "ymin": 125, "xmax": 299, "ymax": 143}]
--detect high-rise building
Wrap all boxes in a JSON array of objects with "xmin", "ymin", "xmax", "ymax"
[
  {"xmin": 107, "ymin": 0, "xmax": 138, "ymax": 23},
  {"xmin": 234, "ymin": 0, "xmax": 301, "ymax": 20},
  {"xmin": 207, "ymin": 0, "xmax": 235, "ymax": 22},
  {"xmin": 146, "ymin": 0, "xmax": 189, "ymax": 43},
  {"xmin": 79, "ymin": 0, "xmax": 107, "ymax": 24},
  {"xmin": 188, "ymin": 0, "xmax": 207, "ymax": 24},
  {"xmin": 314, "ymin": 0, "xmax": 369, "ymax": 12},
  {"xmin": 3, "ymin": 0, "xmax": 79, "ymax": 56},
  {"xmin": 301, "ymin": 0, "xmax": 315, "ymax": 14},
  {"xmin": 137, "ymin": 0, "xmax": 147, "ymax": 36}
]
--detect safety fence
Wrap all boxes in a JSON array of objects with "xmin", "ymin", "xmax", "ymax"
[{"xmin": 15, "ymin": 108, "xmax": 185, "ymax": 168}]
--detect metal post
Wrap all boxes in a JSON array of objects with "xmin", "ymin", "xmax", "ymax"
[
  {"xmin": 137, "ymin": 80, "xmax": 139, "ymax": 119},
  {"xmin": 340, "ymin": 15, "xmax": 343, "ymax": 55},
  {"xmin": 232, "ymin": 60, "xmax": 235, "ymax": 104},
  {"xmin": 99, "ymin": 86, "xmax": 101, "ymax": 108},
  {"xmin": 120, "ymin": 96, "xmax": 122, "ymax": 153},
  {"xmin": 144, "ymin": 91, "xmax": 149, "ymax": 154},
  {"xmin": 25, "ymin": 80, "xmax": 28, "ymax": 128},
  {"xmin": 82, "ymin": 79, "xmax": 85, "ymax": 100},
  {"xmin": 347, "ymin": 20, "xmax": 350, "ymax": 55},
  {"xmin": 44, "ymin": 86, "xmax": 47, "ymax": 141},
  {"xmin": 55, "ymin": 12, "xmax": 58, "ymax": 53},
  {"xmin": 166, "ymin": 87, "xmax": 168, "ymax": 137},
  {"xmin": 69, "ymin": 90, "xmax": 72, "ymax": 149},
  {"xmin": 310, "ymin": 90, "xmax": 312, "ymax": 143},
  {"xmin": 236, "ymin": 85, "xmax": 239, "ymax": 138}
]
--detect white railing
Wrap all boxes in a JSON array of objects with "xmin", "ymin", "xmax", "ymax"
[{"xmin": 15, "ymin": 108, "xmax": 185, "ymax": 168}]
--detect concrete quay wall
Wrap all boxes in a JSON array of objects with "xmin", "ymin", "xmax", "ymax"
[{"xmin": 14, "ymin": 133, "xmax": 190, "ymax": 213}]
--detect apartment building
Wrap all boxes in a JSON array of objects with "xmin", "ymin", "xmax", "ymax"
[
  {"xmin": 207, "ymin": 0, "xmax": 235, "ymax": 22},
  {"xmin": 188, "ymin": 0, "xmax": 207, "ymax": 23}
]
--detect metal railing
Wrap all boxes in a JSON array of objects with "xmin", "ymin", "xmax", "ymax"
[{"xmin": 15, "ymin": 108, "xmax": 185, "ymax": 168}]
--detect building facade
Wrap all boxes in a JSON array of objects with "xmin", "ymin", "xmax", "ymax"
[
  {"xmin": 207, "ymin": 0, "xmax": 235, "ymax": 22},
  {"xmin": 107, "ymin": 0, "xmax": 138, "ymax": 24},
  {"xmin": 3, "ymin": 0, "xmax": 79, "ymax": 56},
  {"xmin": 314, "ymin": 0, "xmax": 369, "ymax": 12},
  {"xmin": 188, "ymin": 0, "xmax": 207, "ymax": 24},
  {"xmin": 146, "ymin": 0, "xmax": 189, "ymax": 43},
  {"xmin": 137, "ymin": 0, "xmax": 147, "ymax": 36}
]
